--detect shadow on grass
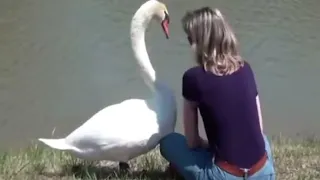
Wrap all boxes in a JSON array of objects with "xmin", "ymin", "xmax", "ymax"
[{"xmin": 39, "ymin": 162, "xmax": 183, "ymax": 180}]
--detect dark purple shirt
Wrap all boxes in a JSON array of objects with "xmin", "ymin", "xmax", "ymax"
[{"xmin": 182, "ymin": 61, "xmax": 265, "ymax": 168}]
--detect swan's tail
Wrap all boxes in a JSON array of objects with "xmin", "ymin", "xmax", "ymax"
[{"xmin": 38, "ymin": 138, "xmax": 73, "ymax": 150}]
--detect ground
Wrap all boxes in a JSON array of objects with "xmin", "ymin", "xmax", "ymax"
[{"xmin": 0, "ymin": 135, "xmax": 320, "ymax": 180}]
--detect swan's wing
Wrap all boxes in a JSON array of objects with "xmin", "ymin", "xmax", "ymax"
[{"xmin": 65, "ymin": 98, "xmax": 159, "ymax": 148}]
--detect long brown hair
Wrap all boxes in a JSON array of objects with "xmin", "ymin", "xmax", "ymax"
[{"xmin": 182, "ymin": 7, "xmax": 244, "ymax": 76}]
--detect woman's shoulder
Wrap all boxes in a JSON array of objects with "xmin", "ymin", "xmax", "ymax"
[
  {"xmin": 243, "ymin": 60, "xmax": 253, "ymax": 69},
  {"xmin": 183, "ymin": 61, "xmax": 254, "ymax": 78},
  {"xmin": 242, "ymin": 60, "xmax": 255, "ymax": 76},
  {"xmin": 183, "ymin": 66, "xmax": 203, "ymax": 79},
  {"xmin": 232, "ymin": 60, "xmax": 254, "ymax": 76}
]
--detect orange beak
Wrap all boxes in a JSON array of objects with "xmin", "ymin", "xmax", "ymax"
[{"xmin": 161, "ymin": 12, "xmax": 170, "ymax": 39}]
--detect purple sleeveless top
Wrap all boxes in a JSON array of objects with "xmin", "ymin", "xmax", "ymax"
[{"xmin": 182, "ymin": 61, "xmax": 265, "ymax": 168}]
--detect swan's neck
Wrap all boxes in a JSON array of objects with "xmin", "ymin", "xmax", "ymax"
[{"xmin": 130, "ymin": 3, "xmax": 157, "ymax": 92}]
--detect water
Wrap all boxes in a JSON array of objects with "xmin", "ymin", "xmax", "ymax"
[{"xmin": 0, "ymin": 0, "xmax": 319, "ymax": 150}]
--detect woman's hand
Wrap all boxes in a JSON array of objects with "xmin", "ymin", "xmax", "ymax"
[{"xmin": 200, "ymin": 137, "xmax": 209, "ymax": 148}]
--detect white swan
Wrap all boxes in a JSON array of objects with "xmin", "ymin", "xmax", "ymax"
[{"xmin": 38, "ymin": 0, "xmax": 176, "ymax": 169}]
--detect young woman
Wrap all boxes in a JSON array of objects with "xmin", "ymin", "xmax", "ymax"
[{"xmin": 160, "ymin": 7, "xmax": 276, "ymax": 180}]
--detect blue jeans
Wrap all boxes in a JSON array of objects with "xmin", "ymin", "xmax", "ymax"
[{"xmin": 160, "ymin": 133, "xmax": 276, "ymax": 180}]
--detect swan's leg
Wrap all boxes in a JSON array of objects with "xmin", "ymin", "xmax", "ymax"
[{"xmin": 119, "ymin": 162, "xmax": 130, "ymax": 171}]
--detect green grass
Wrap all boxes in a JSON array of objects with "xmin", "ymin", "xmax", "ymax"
[{"xmin": 0, "ymin": 136, "xmax": 320, "ymax": 180}]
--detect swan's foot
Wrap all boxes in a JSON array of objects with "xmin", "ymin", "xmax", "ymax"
[{"xmin": 119, "ymin": 162, "xmax": 130, "ymax": 171}]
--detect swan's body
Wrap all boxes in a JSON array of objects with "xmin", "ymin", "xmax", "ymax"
[{"xmin": 38, "ymin": 0, "xmax": 176, "ymax": 163}]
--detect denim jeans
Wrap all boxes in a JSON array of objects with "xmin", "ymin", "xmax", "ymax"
[{"xmin": 160, "ymin": 133, "xmax": 276, "ymax": 180}]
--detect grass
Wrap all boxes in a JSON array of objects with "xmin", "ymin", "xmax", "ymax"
[{"xmin": 0, "ymin": 136, "xmax": 320, "ymax": 180}]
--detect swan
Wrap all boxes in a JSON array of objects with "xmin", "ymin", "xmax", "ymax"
[{"xmin": 38, "ymin": 0, "xmax": 176, "ymax": 169}]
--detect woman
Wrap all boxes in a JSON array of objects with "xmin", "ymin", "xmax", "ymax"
[{"xmin": 160, "ymin": 7, "xmax": 276, "ymax": 180}]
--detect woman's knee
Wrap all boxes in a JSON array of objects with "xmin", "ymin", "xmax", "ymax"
[
  {"xmin": 160, "ymin": 132, "xmax": 185, "ymax": 145},
  {"xmin": 160, "ymin": 132, "xmax": 185, "ymax": 155}
]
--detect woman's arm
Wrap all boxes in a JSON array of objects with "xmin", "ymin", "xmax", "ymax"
[
  {"xmin": 256, "ymin": 95, "xmax": 264, "ymax": 132},
  {"xmin": 183, "ymin": 98, "xmax": 201, "ymax": 149}
]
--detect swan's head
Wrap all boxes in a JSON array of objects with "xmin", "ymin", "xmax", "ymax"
[{"xmin": 153, "ymin": 2, "xmax": 170, "ymax": 39}]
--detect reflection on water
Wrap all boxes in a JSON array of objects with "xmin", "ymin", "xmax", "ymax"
[{"xmin": 0, "ymin": 0, "xmax": 319, "ymax": 149}]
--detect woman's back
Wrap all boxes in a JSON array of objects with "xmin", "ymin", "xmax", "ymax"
[
  {"xmin": 160, "ymin": 6, "xmax": 275, "ymax": 180},
  {"xmin": 182, "ymin": 61, "xmax": 265, "ymax": 168}
]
